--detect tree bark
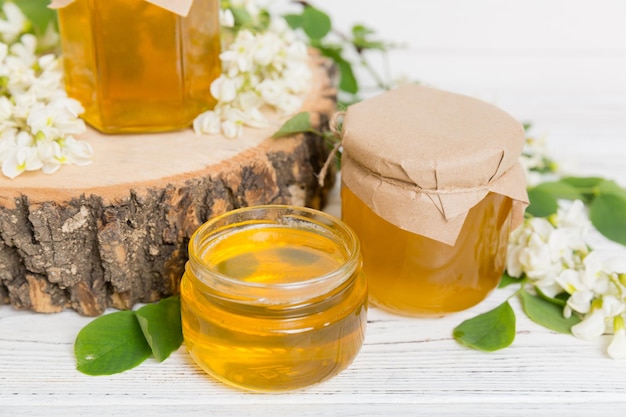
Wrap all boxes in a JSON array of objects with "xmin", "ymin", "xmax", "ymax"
[{"xmin": 0, "ymin": 56, "xmax": 337, "ymax": 316}]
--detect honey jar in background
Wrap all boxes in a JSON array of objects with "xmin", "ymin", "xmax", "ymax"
[
  {"xmin": 180, "ymin": 205, "xmax": 367, "ymax": 392},
  {"xmin": 52, "ymin": 0, "xmax": 220, "ymax": 133},
  {"xmin": 340, "ymin": 84, "xmax": 529, "ymax": 317}
]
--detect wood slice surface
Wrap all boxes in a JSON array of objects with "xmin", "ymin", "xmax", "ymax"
[{"xmin": 0, "ymin": 56, "xmax": 337, "ymax": 316}]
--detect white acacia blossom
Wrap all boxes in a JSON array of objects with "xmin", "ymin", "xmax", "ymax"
[
  {"xmin": 507, "ymin": 199, "xmax": 626, "ymax": 359},
  {"xmin": 520, "ymin": 133, "xmax": 558, "ymax": 186},
  {"xmin": 0, "ymin": 6, "xmax": 92, "ymax": 179},
  {"xmin": 194, "ymin": 13, "xmax": 311, "ymax": 138},
  {"xmin": 0, "ymin": 2, "xmax": 27, "ymax": 44}
]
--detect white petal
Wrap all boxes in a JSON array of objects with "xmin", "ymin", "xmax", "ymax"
[
  {"xmin": 63, "ymin": 137, "xmax": 94, "ymax": 165},
  {"xmin": 602, "ymin": 296, "xmax": 626, "ymax": 317},
  {"xmin": 566, "ymin": 290, "xmax": 594, "ymax": 314},
  {"xmin": 506, "ymin": 245, "xmax": 525, "ymax": 278},
  {"xmin": 221, "ymin": 120, "xmax": 241, "ymax": 139},
  {"xmin": 555, "ymin": 269, "xmax": 585, "ymax": 294},
  {"xmin": 219, "ymin": 9, "xmax": 235, "ymax": 28},
  {"xmin": 571, "ymin": 309, "xmax": 606, "ymax": 340},
  {"xmin": 41, "ymin": 161, "xmax": 61, "ymax": 174},
  {"xmin": 608, "ymin": 328, "xmax": 626, "ymax": 359},
  {"xmin": 603, "ymin": 257, "xmax": 626, "ymax": 274},
  {"xmin": 529, "ymin": 217, "xmax": 554, "ymax": 241},
  {"xmin": 2, "ymin": 160, "xmax": 21, "ymax": 179},
  {"xmin": 555, "ymin": 199, "xmax": 590, "ymax": 230},
  {"xmin": 193, "ymin": 111, "xmax": 221, "ymax": 136}
]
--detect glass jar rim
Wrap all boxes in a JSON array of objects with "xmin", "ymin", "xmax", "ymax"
[{"xmin": 186, "ymin": 205, "xmax": 361, "ymax": 304}]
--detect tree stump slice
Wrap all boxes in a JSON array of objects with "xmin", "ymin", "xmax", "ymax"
[{"xmin": 0, "ymin": 56, "xmax": 337, "ymax": 316}]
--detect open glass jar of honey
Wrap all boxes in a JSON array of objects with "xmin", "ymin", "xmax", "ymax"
[
  {"xmin": 180, "ymin": 206, "xmax": 367, "ymax": 392},
  {"xmin": 52, "ymin": 0, "xmax": 220, "ymax": 133},
  {"xmin": 340, "ymin": 84, "xmax": 528, "ymax": 317}
]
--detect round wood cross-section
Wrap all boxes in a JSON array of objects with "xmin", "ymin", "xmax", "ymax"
[{"xmin": 0, "ymin": 56, "xmax": 337, "ymax": 316}]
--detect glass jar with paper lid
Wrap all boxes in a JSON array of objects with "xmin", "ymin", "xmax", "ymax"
[
  {"xmin": 340, "ymin": 84, "xmax": 529, "ymax": 317},
  {"xmin": 51, "ymin": 0, "xmax": 220, "ymax": 133}
]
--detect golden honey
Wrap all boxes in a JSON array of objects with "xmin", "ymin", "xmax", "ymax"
[
  {"xmin": 56, "ymin": 0, "xmax": 220, "ymax": 133},
  {"xmin": 180, "ymin": 206, "xmax": 367, "ymax": 392},
  {"xmin": 342, "ymin": 187, "xmax": 513, "ymax": 316}
]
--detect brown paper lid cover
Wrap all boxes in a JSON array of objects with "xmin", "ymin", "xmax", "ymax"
[{"xmin": 341, "ymin": 84, "xmax": 529, "ymax": 245}]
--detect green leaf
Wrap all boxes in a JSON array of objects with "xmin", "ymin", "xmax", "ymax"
[
  {"xmin": 519, "ymin": 290, "xmax": 580, "ymax": 334},
  {"xmin": 590, "ymin": 192, "xmax": 626, "ymax": 245},
  {"xmin": 526, "ymin": 181, "xmax": 581, "ymax": 217},
  {"xmin": 272, "ymin": 112, "xmax": 313, "ymax": 138},
  {"xmin": 301, "ymin": 6, "xmax": 331, "ymax": 40},
  {"xmin": 351, "ymin": 24, "xmax": 386, "ymax": 51},
  {"xmin": 535, "ymin": 286, "xmax": 569, "ymax": 307},
  {"xmin": 256, "ymin": 9, "xmax": 271, "ymax": 30},
  {"xmin": 526, "ymin": 187, "xmax": 558, "ymax": 217},
  {"xmin": 498, "ymin": 271, "xmax": 521, "ymax": 289},
  {"xmin": 315, "ymin": 43, "xmax": 343, "ymax": 60},
  {"xmin": 560, "ymin": 176, "xmax": 606, "ymax": 203},
  {"xmin": 315, "ymin": 43, "xmax": 359, "ymax": 92},
  {"xmin": 596, "ymin": 179, "xmax": 626, "ymax": 198},
  {"xmin": 230, "ymin": 5, "xmax": 252, "ymax": 27},
  {"xmin": 453, "ymin": 301, "xmax": 516, "ymax": 352},
  {"xmin": 135, "ymin": 296, "xmax": 183, "ymax": 363},
  {"xmin": 561, "ymin": 176, "xmax": 605, "ymax": 191},
  {"xmin": 337, "ymin": 59, "xmax": 358, "ymax": 94},
  {"xmin": 283, "ymin": 13, "xmax": 302, "ymax": 29},
  {"xmin": 75, "ymin": 311, "xmax": 152, "ymax": 376}
]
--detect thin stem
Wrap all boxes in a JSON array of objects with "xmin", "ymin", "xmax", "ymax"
[
  {"xmin": 505, "ymin": 277, "xmax": 528, "ymax": 302},
  {"xmin": 318, "ymin": 141, "xmax": 341, "ymax": 187},
  {"xmin": 359, "ymin": 52, "xmax": 390, "ymax": 91}
]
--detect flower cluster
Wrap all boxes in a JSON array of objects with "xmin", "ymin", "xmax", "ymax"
[
  {"xmin": 507, "ymin": 200, "xmax": 626, "ymax": 359},
  {"xmin": 0, "ymin": 3, "xmax": 93, "ymax": 179},
  {"xmin": 194, "ymin": 4, "xmax": 311, "ymax": 138},
  {"xmin": 520, "ymin": 129, "xmax": 559, "ymax": 186}
]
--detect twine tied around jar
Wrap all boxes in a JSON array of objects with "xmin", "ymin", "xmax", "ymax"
[{"xmin": 318, "ymin": 111, "xmax": 346, "ymax": 187}]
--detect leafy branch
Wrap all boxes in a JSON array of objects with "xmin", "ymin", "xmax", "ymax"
[
  {"xmin": 454, "ymin": 176, "xmax": 626, "ymax": 353},
  {"xmin": 283, "ymin": 1, "xmax": 398, "ymax": 106}
]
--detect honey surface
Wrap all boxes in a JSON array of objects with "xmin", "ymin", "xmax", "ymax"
[
  {"xmin": 342, "ymin": 187, "xmax": 512, "ymax": 316},
  {"xmin": 57, "ymin": 0, "xmax": 220, "ymax": 132},
  {"xmin": 181, "ymin": 226, "xmax": 367, "ymax": 391}
]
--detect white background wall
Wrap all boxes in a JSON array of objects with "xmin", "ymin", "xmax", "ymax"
[{"xmin": 276, "ymin": 0, "xmax": 626, "ymax": 180}]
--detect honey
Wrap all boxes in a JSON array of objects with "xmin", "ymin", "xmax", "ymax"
[
  {"xmin": 342, "ymin": 187, "xmax": 512, "ymax": 316},
  {"xmin": 56, "ymin": 0, "xmax": 220, "ymax": 133},
  {"xmin": 338, "ymin": 84, "xmax": 528, "ymax": 317},
  {"xmin": 180, "ymin": 206, "xmax": 366, "ymax": 392}
]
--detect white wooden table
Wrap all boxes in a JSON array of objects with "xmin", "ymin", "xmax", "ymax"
[{"xmin": 2, "ymin": 1, "xmax": 626, "ymax": 415}]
